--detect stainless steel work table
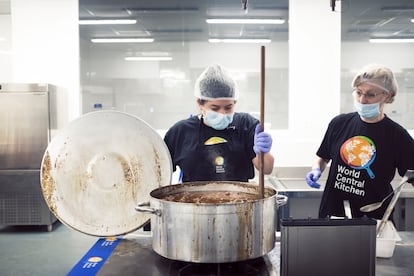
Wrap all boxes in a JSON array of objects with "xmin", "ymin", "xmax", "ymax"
[
  {"xmin": 267, "ymin": 175, "xmax": 414, "ymax": 231},
  {"xmin": 87, "ymin": 230, "xmax": 414, "ymax": 276}
]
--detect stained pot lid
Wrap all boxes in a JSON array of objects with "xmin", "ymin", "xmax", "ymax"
[{"xmin": 41, "ymin": 111, "xmax": 172, "ymax": 236}]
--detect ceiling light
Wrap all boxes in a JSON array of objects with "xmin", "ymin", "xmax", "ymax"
[
  {"xmin": 369, "ymin": 38, "xmax": 414, "ymax": 43},
  {"xmin": 411, "ymin": 19, "xmax": 414, "ymax": 23},
  {"xmin": 79, "ymin": 19, "xmax": 137, "ymax": 25},
  {"xmin": 91, "ymin": 38, "xmax": 154, "ymax": 43},
  {"xmin": 208, "ymin": 38, "xmax": 271, "ymax": 44},
  {"xmin": 140, "ymin": 51, "xmax": 170, "ymax": 56},
  {"xmin": 125, "ymin": 7, "xmax": 198, "ymax": 13},
  {"xmin": 124, "ymin": 57, "xmax": 173, "ymax": 61},
  {"xmin": 206, "ymin": 18, "xmax": 285, "ymax": 24}
]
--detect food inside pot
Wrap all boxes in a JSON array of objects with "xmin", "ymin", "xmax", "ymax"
[{"xmin": 160, "ymin": 191, "xmax": 263, "ymax": 204}]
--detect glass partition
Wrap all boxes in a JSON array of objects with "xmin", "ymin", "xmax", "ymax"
[
  {"xmin": 79, "ymin": 0, "xmax": 289, "ymax": 130},
  {"xmin": 340, "ymin": 0, "xmax": 414, "ymax": 129}
]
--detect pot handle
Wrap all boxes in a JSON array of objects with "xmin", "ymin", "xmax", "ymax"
[
  {"xmin": 135, "ymin": 202, "xmax": 162, "ymax": 216},
  {"xmin": 276, "ymin": 194, "xmax": 288, "ymax": 207}
]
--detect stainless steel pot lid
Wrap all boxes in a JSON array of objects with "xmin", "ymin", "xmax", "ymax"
[{"xmin": 41, "ymin": 111, "xmax": 172, "ymax": 236}]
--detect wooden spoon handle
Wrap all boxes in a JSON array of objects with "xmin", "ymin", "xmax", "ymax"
[{"xmin": 259, "ymin": 45, "xmax": 265, "ymax": 199}]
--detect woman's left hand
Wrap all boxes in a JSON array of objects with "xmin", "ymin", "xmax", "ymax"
[{"xmin": 253, "ymin": 124, "xmax": 273, "ymax": 154}]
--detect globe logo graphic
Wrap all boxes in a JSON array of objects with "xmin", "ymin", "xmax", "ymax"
[{"xmin": 340, "ymin": 136, "xmax": 376, "ymax": 179}]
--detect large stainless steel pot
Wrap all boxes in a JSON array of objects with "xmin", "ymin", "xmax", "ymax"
[
  {"xmin": 136, "ymin": 181, "xmax": 287, "ymax": 263},
  {"xmin": 40, "ymin": 111, "xmax": 288, "ymax": 264}
]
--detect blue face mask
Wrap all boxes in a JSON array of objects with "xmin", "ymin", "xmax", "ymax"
[
  {"xmin": 353, "ymin": 100, "xmax": 380, "ymax": 119},
  {"xmin": 204, "ymin": 110, "xmax": 234, "ymax": 130}
]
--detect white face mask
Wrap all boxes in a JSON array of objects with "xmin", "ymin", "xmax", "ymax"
[
  {"xmin": 203, "ymin": 110, "xmax": 234, "ymax": 130},
  {"xmin": 353, "ymin": 99, "xmax": 380, "ymax": 119}
]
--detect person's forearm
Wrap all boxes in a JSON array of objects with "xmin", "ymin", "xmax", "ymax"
[
  {"xmin": 313, "ymin": 157, "xmax": 329, "ymax": 173},
  {"xmin": 253, "ymin": 153, "xmax": 275, "ymax": 175}
]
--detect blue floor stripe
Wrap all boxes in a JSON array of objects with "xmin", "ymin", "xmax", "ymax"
[{"xmin": 67, "ymin": 236, "xmax": 122, "ymax": 275}]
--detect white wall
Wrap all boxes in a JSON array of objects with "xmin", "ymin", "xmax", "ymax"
[
  {"xmin": 0, "ymin": 14, "xmax": 12, "ymax": 81},
  {"xmin": 273, "ymin": 0, "xmax": 341, "ymax": 167},
  {"xmin": 10, "ymin": 0, "xmax": 80, "ymax": 126}
]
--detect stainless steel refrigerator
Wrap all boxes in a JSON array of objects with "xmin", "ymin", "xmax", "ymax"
[{"xmin": 0, "ymin": 83, "xmax": 57, "ymax": 231}]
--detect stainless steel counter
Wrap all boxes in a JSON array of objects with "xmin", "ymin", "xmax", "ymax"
[
  {"xmin": 264, "ymin": 167, "xmax": 414, "ymax": 231},
  {"xmin": 93, "ymin": 230, "xmax": 414, "ymax": 276},
  {"xmin": 266, "ymin": 173, "xmax": 414, "ymax": 197}
]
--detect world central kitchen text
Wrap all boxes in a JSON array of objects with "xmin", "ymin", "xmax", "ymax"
[{"xmin": 335, "ymin": 165, "xmax": 366, "ymax": 196}]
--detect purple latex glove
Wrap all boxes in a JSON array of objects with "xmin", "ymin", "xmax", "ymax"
[
  {"xmin": 306, "ymin": 168, "xmax": 321, "ymax": 189},
  {"xmin": 253, "ymin": 124, "xmax": 272, "ymax": 155}
]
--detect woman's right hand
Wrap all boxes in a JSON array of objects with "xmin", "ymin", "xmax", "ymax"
[{"xmin": 306, "ymin": 168, "xmax": 321, "ymax": 189}]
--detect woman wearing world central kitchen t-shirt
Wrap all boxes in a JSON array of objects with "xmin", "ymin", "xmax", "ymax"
[{"xmin": 306, "ymin": 64, "xmax": 414, "ymax": 219}]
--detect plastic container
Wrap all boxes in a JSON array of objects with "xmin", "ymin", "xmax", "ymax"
[{"xmin": 376, "ymin": 220, "xmax": 401, "ymax": 258}]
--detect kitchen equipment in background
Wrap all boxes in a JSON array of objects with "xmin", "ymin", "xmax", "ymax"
[
  {"xmin": 0, "ymin": 83, "xmax": 57, "ymax": 231},
  {"xmin": 343, "ymin": 199, "xmax": 352, "ymax": 218},
  {"xmin": 136, "ymin": 181, "xmax": 287, "ymax": 263},
  {"xmin": 40, "ymin": 111, "xmax": 172, "ymax": 236},
  {"xmin": 376, "ymin": 170, "xmax": 414, "ymax": 258},
  {"xmin": 377, "ymin": 169, "xmax": 414, "ymax": 237},
  {"xmin": 376, "ymin": 220, "xmax": 401, "ymax": 258},
  {"xmin": 280, "ymin": 217, "xmax": 377, "ymax": 276},
  {"xmin": 360, "ymin": 177, "xmax": 408, "ymax": 213}
]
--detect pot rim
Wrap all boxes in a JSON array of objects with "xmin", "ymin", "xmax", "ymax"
[{"xmin": 149, "ymin": 181, "xmax": 278, "ymax": 205}]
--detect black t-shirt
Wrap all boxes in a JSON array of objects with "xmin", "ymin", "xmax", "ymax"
[
  {"xmin": 164, "ymin": 112, "xmax": 259, "ymax": 182},
  {"xmin": 317, "ymin": 112, "xmax": 414, "ymax": 219}
]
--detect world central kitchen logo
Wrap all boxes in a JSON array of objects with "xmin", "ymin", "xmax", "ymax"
[
  {"xmin": 340, "ymin": 135, "xmax": 376, "ymax": 179},
  {"xmin": 337, "ymin": 136, "xmax": 375, "ymax": 196},
  {"xmin": 68, "ymin": 237, "xmax": 121, "ymax": 275},
  {"xmin": 81, "ymin": 237, "xmax": 118, "ymax": 269},
  {"xmin": 82, "ymin": 257, "xmax": 103, "ymax": 268}
]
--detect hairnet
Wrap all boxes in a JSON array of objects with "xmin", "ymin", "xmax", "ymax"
[
  {"xmin": 194, "ymin": 64, "xmax": 239, "ymax": 101},
  {"xmin": 351, "ymin": 64, "xmax": 398, "ymax": 103}
]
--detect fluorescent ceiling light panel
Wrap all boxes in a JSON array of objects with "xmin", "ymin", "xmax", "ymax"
[
  {"xmin": 411, "ymin": 18, "xmax": 414, "ymax": 23},
  {"xmin": 140, "ymin": 51, "xmax": 170, "ymax": 56},
  {"xmin": 206, "ymin": 18, "xmax": 284, "ymax": 24},
  {"xmin": 91, "ymin": 38, "xmax": 154, "ymax": 43},
  {"xmin": 208, "ymin": 38, "xmax": 271, "ymax": 44},
  {"xmin": 369, "ymin": 38, "xmax": 414, "ymax": 43},
  {"xmin": 79, "ymin": 19, "xmax": 137, "ymax": 25},
  {"xmin": 125, "ymin": 56, "xmax": 173, "ymax": 61}
]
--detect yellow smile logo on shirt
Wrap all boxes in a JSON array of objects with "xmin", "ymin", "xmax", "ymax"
[
  {"xmin": 215, "ymin": 156, "xmax": 224, "ymax": 166},
  {"xmin": 204, "ymin": 136, "xmax": 228, "ymax": 145}
]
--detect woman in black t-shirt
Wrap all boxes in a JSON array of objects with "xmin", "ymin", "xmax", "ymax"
[
  {"xmin": 164, "ymin": 64, "xmax": 275, "ymax": 182},
  {"xmin": 306, "ymin": 64, "xmax": 414, "ymax": 219}
]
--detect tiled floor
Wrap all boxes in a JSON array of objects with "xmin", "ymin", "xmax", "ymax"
[{"xmin": 0, "ymin": 221, "xmax": 98, "ymax": 276}]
